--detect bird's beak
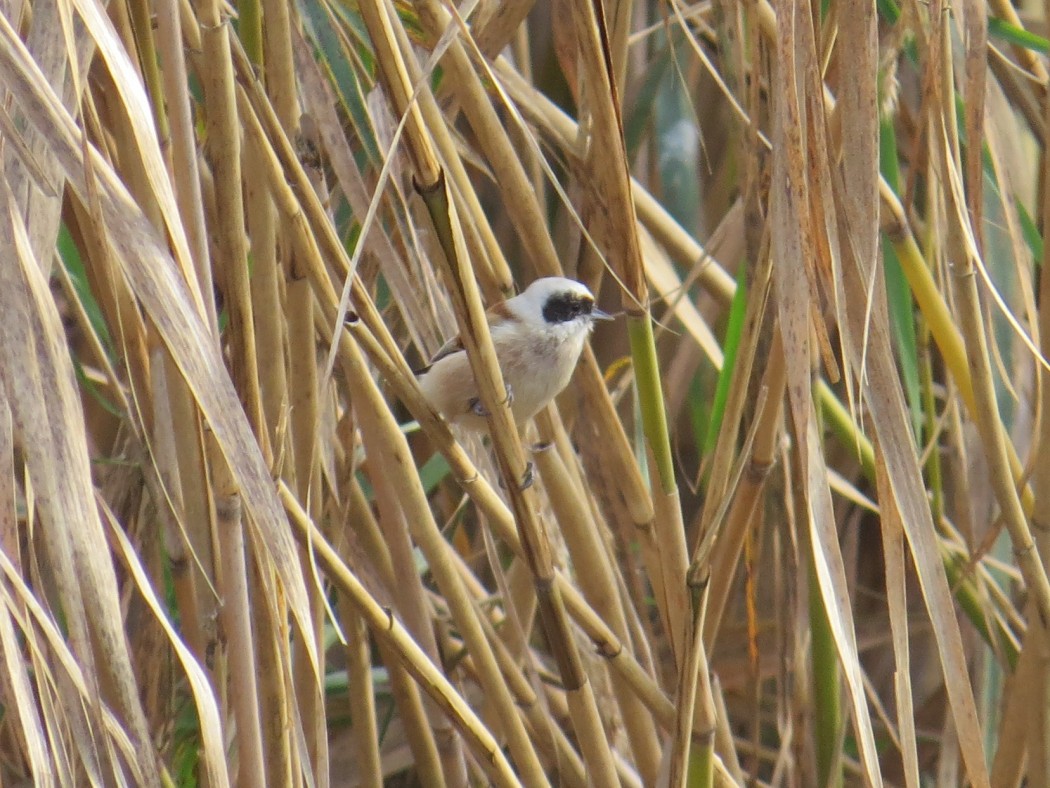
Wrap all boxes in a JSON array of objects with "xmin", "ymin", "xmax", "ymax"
[{"xmin": 591, "ymin": 308, "xmax": 614, "ymax": 321}]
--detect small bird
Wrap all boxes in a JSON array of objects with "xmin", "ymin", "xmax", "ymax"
[{"xmin": 417, "ymin": 277, "xmax": 612, "ymax": 431}]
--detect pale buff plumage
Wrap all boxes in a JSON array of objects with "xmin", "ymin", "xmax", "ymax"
[{"xmin": 417, "ymin": 277, "xmax": 611, "ymax": 430}]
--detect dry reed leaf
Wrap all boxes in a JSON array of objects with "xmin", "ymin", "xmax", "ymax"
[
  {"xmin": 873, "ymin": 445, "xmax": 921, "ymax": 788},
  {"xmin": 837, "ymin": 170, "xmax": 991, "ymax": 785},
  {"xmin": 0, "ymin": 582, "xmax": 51, "ymax": 781},
  {"xmin": 770, "ymin": 0, "xmax": 882, "ymax": 781},
  {"xmin": 0, "ymin": 181, "xmax": 160, "ymax": 784},
  {"xmin": 0, "ymin": 540, "xmax": 147, "ymax": 783},
  {"xmin": 102, "ymin": 503, "xmax": 231, "ymax": 788},
  {"xmin": 64, "ymin": 0, "xmax": 204, "ymax": 316},
  {"xmin": 0, "ymin": 5, "xmax": 317, "ymax": 672}
]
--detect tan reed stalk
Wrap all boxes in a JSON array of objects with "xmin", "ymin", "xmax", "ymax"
[
  {"xmin": 341, "ymin": 478, "xmax": 448, "ymax": 783},
  {"xmin": 160, "ymin": 372, "xmax": 218, "ymax": 666},
  {"xmin": 709, "ymin": 674, "xmax": 744, "ymax": 783},
  {"xmin": 249, "ymin": 559, "xmax": 295, "ymax": 786},
  {"xmin": 331, "ymin": 492, "xmax": 406, "ymax": 788},
  {"xmin": 357, "ymin": 1, "xmax": 620, "ymax": 782},
  {"xmin": 242, "ymin": 119, "xmax": 297, "ymax": 784},
  {"xmin": 336, "ymin": 325, "xmax": 550, "ymax": 783},
  {"xmin": 498, "ymin": 551, "xmax": 540, "ymax": 661},
  {"xmin": 533, "ymin": 443, "xmax": 663, "ymax": 784},
  {"xmin": 197, "ymin": 3, "xmax": 272, "ymax": 779},
  {"xmin": 288, "ymin": 278, "xmax": 329, "ymax": 782},
  {"xmin": 379, "ymin": 9, "xmax": 511, "ymax": 294},
  {"xmin": 341, "ymin": 313, "xmax": 676, "ymax": 726},
  {"xmin": 352, "ymin": 416, "xmax": 465, "ymax": 784},
  {"xmin": 268, "ymin": 17, "xmax": 331, "ymax": 766},
  {"xmin": 411, "ymin": 0, "xmax": 563, "ymax": 279},
  {"xmin": 280, "ymin": 484, "xmax": 521, "ymax": 787},
  {"xmin": 473, "ymin": 0, "xmax": 536, "ymax": 57},
  {"xmin": 125, "ymin": 0, "xmax": 165, "ymax": 137},
  {"xmin": 342, "ymin": 604, "xmax": 384, "ymax": 788},
  {"xmin": 932, "ymin": 1, "xmax": 1050, "ymax": 632},
  {"xmin": 444, "ymin": 616, "xmax": 590, "ymax": 788},
  {"xmin": 198, "ymin": 0, "xmax": 265, "ymax": 438},
  {"xmin": 209, "ymin": 450, "xmax": 267, "ymax": 787},
  {"xmin": 149, "ymin": 357, "xmax": 209, "ymax": 667}
]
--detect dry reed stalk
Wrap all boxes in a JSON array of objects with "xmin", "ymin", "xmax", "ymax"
[
  {"xmin": 280, "ymin": 484, "xmax": 521, "ymax": 786},
  {"xmin": 198, "ymin": 0, "xmax": 264, "ymax": 442},
  {"xmin": 342, "ymin": 604, "xmax": 384, "ymax": 788},
  {"xmin": 210, "ymin": 450, "xmax": 267, "ymax": 786},
  {"xmin": 936, "ymin": 0, "xmax": 1050, "ymax": 648},
  {"xmin": 341, "ymin": 313, "xmax": 677, "ymax": 726},
  {"xmin": 534, "ymin": 443, "xmax": 663, "ymax": 784},
  {"xmin": 7, "ymin": 0, "xmax": 1050, "ymax": 782},
  {"xmin": 339, "ymin": 323, "xmax": 550, "ymax": 782},
  {"xmin": 340, "ymin": 476, "xmax": 449, "ymax": 783},
  {"xmin": 413, "ymin": 0, "xmax": 564, "ymax": 280},
  {"xmin": 354, "ymin": 1, "xmax": 622, "ymax": 782}
]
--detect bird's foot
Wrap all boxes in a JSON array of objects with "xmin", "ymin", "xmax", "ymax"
[
  {"xmin": 519, "ymin": 462, "xmax": 534, "ymax": 491},
  {"xmin": 495, "ymin": 461, "xmax": 535, "ymax": 492},
  {"xmin": 468, "ymin": 396, "xmax": 487, "ymax": 418},
  {"xmin": 468, "ymin": 385, "xmax": 514, "ymax": 418}
]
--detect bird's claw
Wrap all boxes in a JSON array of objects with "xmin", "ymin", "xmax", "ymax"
[
  {"xmin": 498, "ymin": 461, "xmax": 535, "ymax": 491},
  {"xmin": 469, "ymin": 396, "xmax": 488, "ymax": 418},
  {"xmin": 519, "ymin": 462, "xmax": 534, "ymax": 491},
  {"xmin": 468, "ymin": 385, "xmax": 514, "ymax": 418}
]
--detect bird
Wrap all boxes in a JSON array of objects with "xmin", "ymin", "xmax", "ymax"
[{"xmin": 417, "ymin": 277, "xmax": 612, "ymax": 431}]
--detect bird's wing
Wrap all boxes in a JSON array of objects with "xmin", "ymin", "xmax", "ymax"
[
  {"xmin": 414, "ymin": 300, "xmax": 515, "ymax": 375},
  {"xmin": 414, "ymin": 334, "xmax": 465, "ymax": 375}
]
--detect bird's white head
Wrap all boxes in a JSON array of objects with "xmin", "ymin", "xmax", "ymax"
[{"xmin": 506, "ymin": 277, "xmax": 612, "ymax": 329}]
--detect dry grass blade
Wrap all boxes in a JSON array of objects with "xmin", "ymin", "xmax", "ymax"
[
  {"xmin": 0, "ymin": 7, "xmax": 316, "ymax": 663},
  {"xmin": 2, "ymin": 0, "xmax": 1048, "ymax": 782},
  {"xmin": 0, "ymin": 183, "xmax": 160, "ymax": 785}
]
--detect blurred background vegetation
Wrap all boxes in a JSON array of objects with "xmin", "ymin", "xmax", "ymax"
[{"xmin": 1, "ymin": 0, "xmax": 1049, "ymax": 784}]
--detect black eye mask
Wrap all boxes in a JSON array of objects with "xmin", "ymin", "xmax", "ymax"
[{"xmin": 542, "ymin": 293, "xmax": 593, "ymax": 324}]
